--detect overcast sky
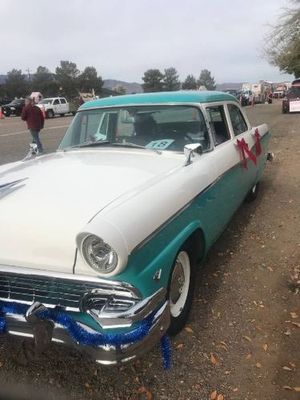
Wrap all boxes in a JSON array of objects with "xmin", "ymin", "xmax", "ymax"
[{"xmin": 0, "ymin": 0, "xmax": 293, "ymax": 83}]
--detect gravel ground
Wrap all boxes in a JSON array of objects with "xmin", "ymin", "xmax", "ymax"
[{"xmin": 0, "ymin": 103, "xmax": 299, "ymax": 400}]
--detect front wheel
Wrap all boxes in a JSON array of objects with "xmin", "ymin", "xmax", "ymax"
[
  {"xmin": 245, "ymin": 182, "xmax": 260, "ymax": 202},
  {"xmin": 167, "ymin": 249, "xmax": 195, "ymax": 335},
  {"xmin": 3, "ymin": 107, "xmax": 11, "ymax": 117},
  {"xmin": 46, "ymin": 110, "xmax": 54, "ymax": 119}
]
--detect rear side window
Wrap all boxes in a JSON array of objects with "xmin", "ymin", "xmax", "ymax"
[
  {"xmin": 228, "ymin": 104, "xmax": 248, "ymax": 136},
  {"xmin": 206, "ymin": 105, "xmax": 231, "ymax": 146},
  {"xmin": 60, "ymin": 98, "xmax": 66, "ymax": 104}
]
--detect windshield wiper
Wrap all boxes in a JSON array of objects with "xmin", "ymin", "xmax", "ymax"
[
  {"xmin": 110, "ymin": 142, "xmax": 161, "ymax": 154},
  {"xmin": 67, "ymin": 140, "xmax": 111, "ymax": 149},
  {"xmin": 66, "ymin": 140, "xmax": 161, "ymax": 154}
]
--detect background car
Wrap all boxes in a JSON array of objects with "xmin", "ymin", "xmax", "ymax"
[
  {"xmin": 37, "ymin": 97, "xmax": 77, "ymax": 118},
  {"xmin": 236, "ymin": 90, "xmax": 249, "ymax": 106},
  {"xmin": 0, "ymin": 97, "xmax": 12, "ymax": 107},
  {"xmin": 2, "ymin": 98, "xmax": 25, "ymax": 117},
  {"xmin": 282, "ymin": 86, "xmax": 300, "ymax": 113},
  {"xmin": 224, "ymin": 89, "xmax": 239, "ymax": 97}
]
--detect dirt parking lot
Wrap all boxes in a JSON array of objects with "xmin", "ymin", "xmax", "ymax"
[{"xmin": 0, "ymin": 103, "xmax": 299, "ymax": 400}]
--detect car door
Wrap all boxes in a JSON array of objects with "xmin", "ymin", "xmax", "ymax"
[
  {"xmin": 226, "ymin": 102, "xmax": 257, "ymax": 186},
  {"xmin": 53, "ymin": 98, "xmax": 60, "ymax": 114},
  {"xmin": 60, "ymin": 98, "xmax": 68, "ymax": 114},
  {"xmin": 203, "ymin": 103, "xmax": 254, "ymax": 238}
]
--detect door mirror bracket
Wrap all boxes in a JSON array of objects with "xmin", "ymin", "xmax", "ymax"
[{"xmin": 184, "ymin": 143, "xmax": 203, "ymax": 166}]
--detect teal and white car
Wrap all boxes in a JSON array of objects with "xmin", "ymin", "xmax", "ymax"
[{"xmin": 0, "ymin": 91, "xmax": 271, "ymax": 364}]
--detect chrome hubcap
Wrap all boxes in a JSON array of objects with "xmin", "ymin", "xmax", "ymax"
[
  {"xmin": 170, "ymin": 261, "xmax": 185, "ymax": 304},
  {"xmin": 169, "ymin": 251, "xmax": 191, "ymax": 318}
]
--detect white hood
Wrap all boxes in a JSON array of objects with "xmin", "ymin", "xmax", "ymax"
[{"xmin": 0, "ymin": 149, "xmax": 182, "ymax": 273}]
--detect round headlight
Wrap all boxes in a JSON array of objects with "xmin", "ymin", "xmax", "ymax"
[{"xmin": 82, "ymin": 235, "xmax": 118, "ymax": 274}]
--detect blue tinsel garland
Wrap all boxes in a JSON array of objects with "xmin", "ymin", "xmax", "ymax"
[{"xmin": 0, "ymin": 301, "xmax": 171, "ymax": 369}]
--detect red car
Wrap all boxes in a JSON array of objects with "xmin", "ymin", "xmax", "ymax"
[{"xmin": 282, "ymin": 79, "xmax": 300, "ymax": 113}]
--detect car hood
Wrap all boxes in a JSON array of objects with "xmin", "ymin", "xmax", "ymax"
[{"xmin": 0, "ymin": 149, "xmax": 182, "ymax": 273}]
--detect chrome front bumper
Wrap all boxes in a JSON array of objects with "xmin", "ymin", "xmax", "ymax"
[
  {"xmin": 0, "ymin": 265, "xmax": 170, "ymax": 364},
  {"xmin": 4, "ymin": 300, "xmax": 170, "ymax": 365}
]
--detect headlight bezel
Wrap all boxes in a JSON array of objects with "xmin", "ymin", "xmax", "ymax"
[{"xmin": 81, "ymin": 234, "xmax": 119, "ymax": 274}]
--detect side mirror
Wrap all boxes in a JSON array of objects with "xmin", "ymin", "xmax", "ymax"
[{"xmin": 184, "ymin": 143, "xmax": 203, "ymax": 166}]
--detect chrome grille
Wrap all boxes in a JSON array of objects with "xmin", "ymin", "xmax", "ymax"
[{"xmin": 0, "ymin": 270, "xmax": 140, "ymax": 312}]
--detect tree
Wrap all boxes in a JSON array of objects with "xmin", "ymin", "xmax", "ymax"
[
  {"xmin": 142, "ymin": 69, "xmax": 164, "ymax": 92},
  {"xmin": 163, "ymin": 67, "xmax": 181, "ymax": 91},
  {"xmin": 78, "ymin": 66, "xmax": 103, "ymax": 94},
  {"xmin": 265, "ymin": 0, "xmax": 300, "ymax": 77},
  {"xmin": 55, "ymin": 61, "xmax": 80, "ymax": 98},
  {"xmin": 182, "ymin": 74, "xmax": 198, "ymax": 90},
  {"xmin": 197, "ymin": 69, "xmax": 216, "ymax": 90},
  {"xmin": 4, "ymin": 69, "xmax": 28, "ymax": 98},
  {"xmin": 32, "ymin": 66, "xmax": 59, "ymax": 97}
]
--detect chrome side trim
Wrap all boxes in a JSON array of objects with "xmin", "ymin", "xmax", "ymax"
[{"xmin": 77, "ymin": 102, "xmax": 205, "ymax": 112}]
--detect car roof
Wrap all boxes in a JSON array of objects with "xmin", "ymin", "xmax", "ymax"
[{"xmin": 80, "ymin": 90, "xmax": 237, "ymax": 110}]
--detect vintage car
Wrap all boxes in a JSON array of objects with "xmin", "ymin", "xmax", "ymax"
[{"xmin": 0, "ymin": 91, "xmax": 270, "ymax": 365}]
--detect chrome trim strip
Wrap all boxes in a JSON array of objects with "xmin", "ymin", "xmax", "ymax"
[{"xmin": 77, "ymin": 102, "xmax": 205, "ymax": 112}]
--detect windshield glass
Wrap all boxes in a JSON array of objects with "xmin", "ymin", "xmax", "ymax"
[
  {"xmin": 288, "ymin": 87, "xmax": 300, "ymax": 97},
  {"xmin": 10, "ymin": 99, "xmax": 23, "ymax": 105},
  {"xmin": 40, "ymin": 98, "xmax": 53, "ymax": 104},
  {"xmin": 58, "ymin": 105, "xmax": 210, "ymax": 152}
]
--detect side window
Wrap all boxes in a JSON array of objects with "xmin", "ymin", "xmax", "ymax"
[
  {"xmin": 60, "ymin": 98, "xmax": 66, "ymax": 104},
  {"xmin": 53, "ymin": 99, "xmax": 60, "ymax": 105},
  {"xmin": 228, "ymin": 104, "xmax": 248, "ymax": 136},
  {"xmin": 206, "ymin": 105, "xmax": 231, "ymax": 146},
  {"xmin": 78, "ymin": 112, "xmax": 119, "ymax": 143}
]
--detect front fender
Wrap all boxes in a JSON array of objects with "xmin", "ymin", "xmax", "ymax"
[{"xmin": 116, "ymin": 219, "xmax": 205, "ymax": 298}]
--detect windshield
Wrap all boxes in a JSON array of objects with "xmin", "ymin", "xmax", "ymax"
[
  {"xmin": 288, "ymin": 87, "xmax": 300, "ymax": 97},
  {"xmin": 58, "ymin": 105, "xmax": 210, "ymax": 152},
  {"xmin": 40, "ymin": 98, "xmax": 53, "ymax": 104},
  {"xmin": 10, "ymin": 99, "xmax": 23, "ymax": 105}
]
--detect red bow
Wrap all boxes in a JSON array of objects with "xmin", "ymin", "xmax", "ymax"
[
  {"xmin": 254, "ymin": 128, "xmax": 262, "ymax": 156},
  {"xmin": 236, "ymin": 138, "xmax": 257, "ymax": 169}
]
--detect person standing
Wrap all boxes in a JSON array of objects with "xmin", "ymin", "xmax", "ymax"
[{"xmin": 21, "ymin": 97, "xmax": 45, "ymax": 154}]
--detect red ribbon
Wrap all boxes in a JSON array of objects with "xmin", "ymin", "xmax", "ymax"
[
  {"xmin": 254, "ymin": 128, "xmax": 262, "ymax": 156},
  {"xmin": 236, "ymin": 138, "xmax": 257, "ymax": 169}
]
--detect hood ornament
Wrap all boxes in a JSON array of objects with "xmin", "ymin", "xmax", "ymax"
[{"xmin": 0, "ymin": 178, "xmax": 28, "ymax": 199}]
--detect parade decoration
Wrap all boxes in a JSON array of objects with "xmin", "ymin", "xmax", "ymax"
[
  {"xmin": 236, "ymin": 138, "xmax": 257, "ymax": 169},
  {"xmin": 0, "ymin": 300, "xmax": 171, "ymax": 369}
]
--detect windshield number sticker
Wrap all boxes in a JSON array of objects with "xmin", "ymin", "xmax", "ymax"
[{"xmin": 145, "ymin": 139, "xmax": 175, "ymax": 150}]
